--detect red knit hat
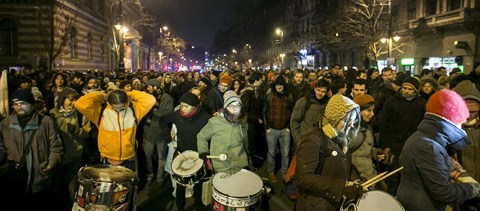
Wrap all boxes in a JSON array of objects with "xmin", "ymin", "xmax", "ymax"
[
  {"xmin": 426, "ymin": 89, "xmax": 469, "ymax": 124},
  {"xmin": 219, "ymin": 74, "xmax": 233, "ymax": 85}
]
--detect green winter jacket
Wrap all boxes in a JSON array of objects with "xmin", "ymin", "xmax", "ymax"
[{"xmin": 197, "ymin": 113, "xmax": 248, "ymax": 175}]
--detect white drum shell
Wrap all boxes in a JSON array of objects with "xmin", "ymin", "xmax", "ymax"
[
  {"xmin": 212, "ymin": 169, "xmax": 263, "ymax": 208},
  {"xmin": 357, "ymin": 190, "xmax": 405, "ymax": 211}
]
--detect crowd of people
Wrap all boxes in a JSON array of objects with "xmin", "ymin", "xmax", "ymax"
[{"xmin": 0, "ymin": 62, "xmax": 480, "ymax": 210}]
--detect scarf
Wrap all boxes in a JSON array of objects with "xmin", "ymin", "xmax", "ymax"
[
  {"xmin": 180, "ymin": 106, "xmax": 198, "ymax": 118},
  {"xmin": 402, "ymin": 92, "xmax": 417, "ymax": 101},
  {"xmin": 59, "ymin": 106, "xmax": 75, "ymax": 117}
]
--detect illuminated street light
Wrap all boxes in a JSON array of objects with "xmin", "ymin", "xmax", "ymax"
[
  {"xmin": 232, "ymin": 49, "xmax": 237, "ymax": 54},
  {"xmin": 280, "ymin": 53, "xmax": 286, "ymax": 69},
  {"xmin": 381, "ymin": 35, "xmax": 401, "ymax": 65}
]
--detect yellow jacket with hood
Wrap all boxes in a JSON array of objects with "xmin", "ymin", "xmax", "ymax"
[{"xmin": 74, "ymin": 90, "xmax": 156, "ymax": 161}]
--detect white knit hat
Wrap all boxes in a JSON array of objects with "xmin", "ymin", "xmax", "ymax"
[{"xmin": 223, "ymin": 90, "xmax": 242, "ymax": 108}]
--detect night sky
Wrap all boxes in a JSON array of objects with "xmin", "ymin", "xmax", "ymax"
[{"xmin": 140, "ymin": 0, "xmax": 243, "ymax": 49}]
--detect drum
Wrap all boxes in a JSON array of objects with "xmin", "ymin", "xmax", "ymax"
[
  {"xmin": 212, "ymin": 169, "xmax": 264, "ymax": 211},
  {"xmin": 171, "ymin": 150, "xmax": 206, "ymax": 186},
  {"xmin": 356, "ymin": 190, "xmax": 404, "ymax": 211},
  {"xmin": 72, "ymin": 164, "xmax": 136, "ymax": 211}
]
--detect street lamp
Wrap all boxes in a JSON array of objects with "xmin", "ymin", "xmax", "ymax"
[
  {"xmin": 381, "ymin": 35, "xmax": 401, "ymax": 65},
  {"xmin": 115, "ymin": 23, "xmax": 128, "ymax": 72},
  {"xmin": 280, "ymin": 53, "xmax": 286, "ymax": 68},
  {"xmin": 158, "ymin": 52, "xmax": 163, "ymax": 71},
  {"xmin": 113, "ymin": 0, "xmax": 131, "ymax": 72},
  {"xmin": 275, "ymin": 28, "xmax": 284, "ymax": 61}
]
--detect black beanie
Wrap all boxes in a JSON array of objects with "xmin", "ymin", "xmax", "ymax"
[
  {"xmin": 11, "ymin": 88, "xmax": 35, "ymax": 105},
  {"xmin": 180, "ymin": 92, "xmax": 200, "ymax": 107},
  {"xmin": 273, "ymin": 75, "xmax": 287, "ymax": 86}
]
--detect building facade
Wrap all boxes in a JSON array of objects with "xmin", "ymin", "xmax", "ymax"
[{"xmin": 0, "ymin": 0, "xmax": 154, "ymax": 72}]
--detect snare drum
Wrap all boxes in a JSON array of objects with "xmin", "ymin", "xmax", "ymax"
[
  {"xmin": 72, "ymin": 164, "xmax": 136, "ymax": 211},
  {"xmin": 356, "ymin": 190, "xmax": 404, "ymax": 211},
  {"xmin": 212, "ymin": 169, "xmax": 263, "ymax": 211},
  {"xmin": 172, "ymin": 150, "xmax": 206, "ymax": 186}
]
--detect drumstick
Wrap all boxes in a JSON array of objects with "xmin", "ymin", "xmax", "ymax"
[
  {"xmin": 207, "ymin": 154, "xmax": 228, "ymax": 161},
  {"xmin": 363, "ymin": 167, "xmax": 404, "ymax": 189},
  {"xmin": 361, "ymin": 171, "xmax": 388, "ymax": 187},
  {"xmin": 170, "ymin": 144, "xmax": 187, "ymax": 161}
]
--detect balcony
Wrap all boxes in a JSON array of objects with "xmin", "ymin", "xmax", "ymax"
[{"xmin": 408, "ymin": 8, "xmax": 475, "ymax": 29}]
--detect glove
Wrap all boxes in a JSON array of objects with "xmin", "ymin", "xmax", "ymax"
[
  {"xmin": 470, "ymin": 183, "xmax": 480, "ymax": 198},
  {"xmin": 343, "ymin": 181, "xmax": 364, "ymax": 200},
  {"xmin": 199, "ymin": 152, "xmax": 209, "ymax": 161},
  {"xmin": 42, "ymin": 165, "xmax": 53, "ymax": 172}
]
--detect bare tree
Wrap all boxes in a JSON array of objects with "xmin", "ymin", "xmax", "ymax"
[
  {"xmin": 35, "ymin": 0, "xmax": 75, "ymax": 72},
  {"xmin": 157, "ymin": 35, "xmax": 186, "ymax": 63},
  {"xmin": 103, "ymin": 0, "xmax": 156, "ymax": 69},
  {"xmin": 335, "ymin": 0, "xmax": 409, "ymax": 61}
]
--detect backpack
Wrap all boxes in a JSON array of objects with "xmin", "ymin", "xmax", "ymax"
[{"xmin": 282, "ymin": 136, "xmax": 326, "ymax": 201}]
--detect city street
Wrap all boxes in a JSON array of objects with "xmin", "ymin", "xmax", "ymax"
[{"xmin": 136, "ymin": 160, "xmax": 295, "ymax": 211}]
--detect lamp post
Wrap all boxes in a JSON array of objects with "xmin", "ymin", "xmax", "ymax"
[
  {"xmin": 280, "ymin": 53, "xmax": 285, "ymax": 68},
  {"xmin": 381, "ymin": 35, "xmax": 400, "ymax": 65},
  {"xmin": 275, "ymin": 28, "xmax": 284, "ymax": 54},
  {"xmin": 114, "ymin": 0, "xmax": 127, "ymax": 72},
  {"xmin": 158, "ymin": 51, "xmax": 163, "ymax": 71}
]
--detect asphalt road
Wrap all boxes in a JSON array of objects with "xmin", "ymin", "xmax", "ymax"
[{"xmin": 136, "ymin": 161, "xmax": 295, "ymax": 211}]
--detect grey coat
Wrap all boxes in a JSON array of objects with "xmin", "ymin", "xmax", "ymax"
[
  {"xmin": 349, "ymin": 124, "xmax": 379, "ymax": 181},
  {"xmin": 290, "ymin": 95, "xmax": 327, "ymax": 143},
  {"xmin": 143, "ymin": 92, "xmax": 174, "ymax": 143},
  {"xmin": 0, "ymin": 112, "xmax": 63, "ymax": 193}
]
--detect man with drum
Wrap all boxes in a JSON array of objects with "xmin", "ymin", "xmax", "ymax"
[
  {"xmin": 295, "ymin": 94, "xmax": 364, "ymax": 211},
  {"xmin": 74, "ymin": 89, "xmax": 155, "ymax": 210},
  {"xmin": 159, "ymin": 92, "xmax": 211, "ymax": 211}
]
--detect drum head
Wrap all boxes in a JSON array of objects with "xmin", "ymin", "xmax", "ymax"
[
  {"xmin": 80, "ymin": 164, "xmax": 136, "ymax": 182},
  {"xmin": 172, "ymin": 151, "xmax": 203, "ymax": 176},
  {"xmin": 212, "ymin": 169, "xmax": 263, "ymax": 197},
  {"xmin": 357, "ymin": 190, "xmax": 405, "ymax": 211}
]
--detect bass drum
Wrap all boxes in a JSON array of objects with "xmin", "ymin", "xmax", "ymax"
[
  {"xmin": 212, "ymin": 169, "xmax": 264, "ymax": 211},
  {"xmin": 72, "ymin": 164, "xmax": 136, "ymax": 211}
]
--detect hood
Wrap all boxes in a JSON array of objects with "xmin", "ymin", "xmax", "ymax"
[{"xmin": 453, "ymin": 80, "xmax": 480, "ymax": 102}]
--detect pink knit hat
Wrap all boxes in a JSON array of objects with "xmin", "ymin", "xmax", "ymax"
[{"xmin": 426, "ymin": 89, "xmax": 469, "ymax": 124}]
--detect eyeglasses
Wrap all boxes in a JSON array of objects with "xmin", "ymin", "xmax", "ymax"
[{"xmin": 227, "ymin": 104, "xmax": 241, "ymax": 110}]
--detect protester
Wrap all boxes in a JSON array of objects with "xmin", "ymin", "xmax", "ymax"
[
  {"xmin": 197, "ymin": 90, "xmax": 249, "ymax": 175},
  {"xmin": 49, "ymin": 88, "xmax": 90, "ymax": 210},
  {"xmin": 350, "ymin": 94, "xmax": 384, "ymax": 182},
  {"xmin": 295, "ymin": 94, "xmax": 363, "ymax": 210},
  {"xmin": 160, "ymin": 92, "xmax": 210, "ymax": 211},
  {"xmin": 397, "ymin": 89, "xmax": 480, "ymax": 210},
  {"xmin": 74, "ymin": 89, "xmax": 155, "ymax": 169},
  {"xmin": 0, "ymin": 89, "xmax": 63, "ymax": 209}
]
